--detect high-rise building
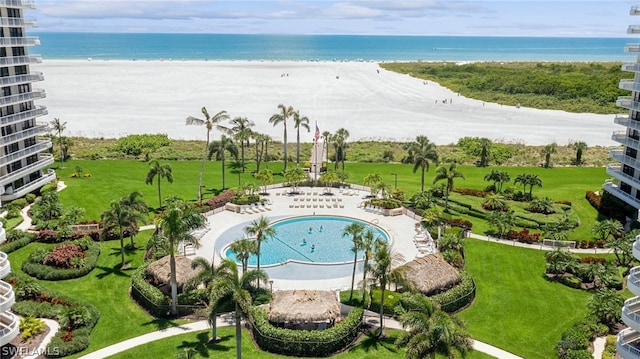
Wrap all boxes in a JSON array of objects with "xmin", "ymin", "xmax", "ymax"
[
  {"xmin": 0, "ymin": 220, "xmax": 17, "ymax": 347},
  {"xmin": 619, "ymin": 234, "xmax": 640, "ymax": 357},
  {"xmin": 0, "ymin": 0, "xmax": 54, "ymax": 206}
]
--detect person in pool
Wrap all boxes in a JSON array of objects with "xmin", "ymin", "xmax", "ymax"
[
  {"xmin": 319, "ymin": 225, "xmax": 323, "ymax": 232},
  {"xmin": 311, "ymin": 244, "xmax": 315, "ymax": 252},
  {"xmin": 301, "ymin": 238, "xmax": 307, "ymax": 246}
]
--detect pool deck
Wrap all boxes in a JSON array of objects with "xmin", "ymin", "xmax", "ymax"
[{"xmin": 194, "ymin": 186, "xmax": 428, "ymax": 291}]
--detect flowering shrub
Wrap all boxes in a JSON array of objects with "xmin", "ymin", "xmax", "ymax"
[
  {"xmin": 446, "ymin": 218, "xmax": 473, "ymax": 229},
  {"xmin": 206, "ymin": 189, "xmax": 235, "ymax": 209},
  {"xmin": 43, "ymin": 243, "xmax": 85, "ymax": 269},
  {"xmin": 452, "ymin": 188, "xmax": 489, "ymax": 197},
  {"xmin": 506, "ymin": 228, "xmax": 541, "ymax": 243},
  {"xmin": 580, "ymin": 256, "xmax": 606, "ymax": 264}
]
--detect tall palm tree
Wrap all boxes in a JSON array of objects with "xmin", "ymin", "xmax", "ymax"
[
  {"xmin": 433, "ymin": 163, "xmax": 465, "ymax": 211},
  {"xmin": 229, "ymin": 117, "xmax": 255, "ymax": 173},
  {"xmin": 369, "ymin": 241, "xmax": 407, "ymax": 337},
  {"xmin": 342, "ymin": 222, "xmax": 365, "ymax": 302},
  {"xmin": 360, "ymin": 229, "xmax": 382, "ymax": 303},
  {"xmin": 334, "ymin": 128, "xmax": 350, "ymax": 171},
  {"xmin": 409, "ymin": 135, "xmax": 439, "ymax": 192},
  {"xmin": 186, "ymin": 107, "xmax": 230, "ymax": 203},
  {"xmin": 322, "ymin": 131, "xmax": 332, "ymax": 166},
  {"xmin": 50, "ymin": 117, "xmax": 67, "ymax": 168},
  {"xmin": 145, "ymin": 160, "xmax": 174, "ymax": 208},
  {"xmin": 292, "ymin": 111, "xmax": 310, "ymax": 165},
  {"xmin": 154, "ymin": 198, "xmax": 206, "ymax": 315},
  {"xmin": 209, "ymin": 135, "xmax": 239, "ymax": 190},
  {"xmin": 525, "ymin": 174, "xmax": 543, "ymax": 199},
  {"xmin": 541, "ymin": 142, "xmax": 557, "ymax": 168},
  {"xmin": 101, "ymin": 200, "xmax": 145, "ymax": 269},
  {"xmin": 119, "ymin": 191, "xmax": 148, "ymax": 249},
  {"xmin": 229, "ymin": 238, "xmax": 258, "ymax": 275},
  {"xmin": 244, "ymin": 216, "xmax": 276, "ymax": 276},
  {"xmin": 483, "ymin": 169, "xmax": 510, "ymax": 193},
  {"xmin": 572, "ymin": 141, "xmax": 588, "ymax": 165},
  {"xmin": 269, "ymin": 104, "xmax": 295, "ymax": 171},
  {"xmin": 487, "ymin": 210, "xmax": 515, "ymax": 237},
  {"xmin": 210, "ymin": 259, "xmax": 268, "ymax": 359}
]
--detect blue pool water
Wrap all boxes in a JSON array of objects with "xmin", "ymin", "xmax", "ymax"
[{"xmin": 225, "ymin": 216, "xmax": 388, "ymax": 266}]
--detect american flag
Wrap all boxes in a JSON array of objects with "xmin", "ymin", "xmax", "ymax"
[{"xmin": 314, "ymin": 123, "xmax": 320, "ymax": 144}]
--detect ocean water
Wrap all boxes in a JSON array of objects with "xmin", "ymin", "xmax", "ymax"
[{"xmin": 32, "ymin": 32, "xmax": 635, "ymax": 62}]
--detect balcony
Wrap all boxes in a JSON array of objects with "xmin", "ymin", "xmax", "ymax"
[
  {"xmin": 0, "ymin": 221, "xmax": 5, "ymax": 244},
  {"xmin": 0, "ymin": 37, "xmax": 39, "ymax": 47},
  {"xmin": 2, "ymin": 124, "xmax": 48, "ymax": 147},
  {"xmin": 626, "ymin": 43, "xmax": 640, "ymax": 53},
  {"xmin": 0, "ymin": 72, "xmax": 43, "ymax": 87},
  {"xmin": 603, "ymin": 180, "xmax": 640, "ymax": 209},
  {"xmin": 0, "ymin": 17, "xmax": 36, "ymax": 27},
  {"xmin": 623, "ymin": 63, "xmax": 640, "ymax": 73},
  {"xmin": 620, "ymin": 79, "xmax": 640, "ymax": 92},
  {"xmin": 0, "ymin": 105, "xmax": 47, "ymax": 126},
  {"xmin": 609, "ymin": 148, "xmax": 640, "ymax": 170},
  {"xmin": 612, "ymin": 131, "xmax": 640, "ymax": 151},
  {"xmin": 0, "ymin": 252, "xmax": 9, "ymax": 280},
  {"xmin": 0, "ymin": 139, "xmax": 51, "ymax": 166},
  {"xmin": 618, "ymin": 327, "xmax": 640, "ymax": 359},
  {"xmin": 0, "ymin": 153, "xmax": 52, "ymax": 187},
  {"xmin": 0, "ymin": 312, "xmax": 18, "ymax": 348},
  {"xmin": 606, "ymin": 163, "xmax": 640, "ymax": 189},
  {"xmin": 0, "ymin": 0, "xmax": 35, "ymax": 8},
  {"xmin": 1, "ymin": 168, "xmax": 55, "ymax": 201},
  {"xmin": 623, "ymin": 296, "xmax": 640, "ymax": 332},
  {"xmin": 0, "ymin": 280, "xmax": 15, "ymax": 314},
  {"xmin": 630, "ymin": 267, "xmax": 640, "ymax": 297},
  {"xmin": 630, "ymin": 25, "xmax": 640, "ymax": 34},
  {"xmin": 0, "ymin": 88, "xmax": 45, "ymax": 107},
  {"xmin": 0, "ymin": 54, "xmax": 41, "ymax": 67}
]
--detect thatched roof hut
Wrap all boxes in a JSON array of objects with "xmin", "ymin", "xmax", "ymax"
[
  {"xmin": 268, "ymin": 290, "xmax": 340, "ymax": 326},
  {"xmin": 402, "ymin": 254, "xmax": 461, "ymax": 296},
  {"xmin": 146, "ymin": 255, "xmax": 200, "ymax": 296}
]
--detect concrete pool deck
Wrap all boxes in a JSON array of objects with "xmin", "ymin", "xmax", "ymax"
[{"xmin": 194, "ymin": 186, "xmax": 425, "ymax": 291}]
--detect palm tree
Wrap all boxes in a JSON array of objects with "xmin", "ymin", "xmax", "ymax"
[
  {"xmin": 572, "ymin": 141, "xmax": 588, "ymax": 165},
  {"xmin": 541, "ymin": 142, "xmax": 557, "ymax": 168},
  {"xmin": 154, "ymin": 198, "xmax": 206, "ymax": 315},
  {"xmin": 101, "ymin": 200, "xmax": 145, "ymax": 269},
  {"xmin": 484, "ymin": 169, "xmax": 510, "ymax": 193},
  {"xmin": 119, "ymin": 191, "xmax": 148, "ymax": 248},
  {"xmin": 433, "ymin": 163, "xmax": 465, "ymax": 211},
  {"xmin": 322, "ymin": 131, "xmax": 332, "ymax": 166},
  {"xmin": 409, "ymin": 135, "xmax": 439, "ymax": 192},
  {"xmin": 292, "ymin": 111, "xmax": 310, "ymax": 165},
  {"xmin": 592, "ymin": 219, "xmax": 624, "ymax": 242},
  {"xmin": 283, "ymin": 166, "xmax": 307, "ymax": 192},
  {"xmin": 587, "ymin": 288, "xmax": 624, "ymax": 327},
  {"xmin": 545, "ymin": 248, "xmax": 578, "ymax": 277},
  {"xmin": 244, "ymin": 216, "xmax": 276, "ymax": 276},
  {"xmin": 487, "ymin": 210, "xmax": 515, "ymax": 237},
  {"xmin": 210, "ymin": 259, "xmax": 268, "ymax": 359},
  {"xmin": 342, "ymin": 222, "xmax": 365, "ymax": 302},
  {"xmin": 255, "ymin": 169, "xmax": 273, "ymax": 194},
  {"xmin": 514, "ymin": 173, "xmax": 542, "ymax": 200},
  {"xmin": 527, "ymin": 197, "xmax": 555, "ymax": 214},
  {"xmin": 209, "ymin": 135, "xmax": 239, "ymax": 190},
  {"xmin": 229, "ymin": 238, "xmax": 258, "ymax": 275},
  {"xmin": 50, "ymin": 117, "xmax": 67, "ymax": 168},
  {"xmin": 360, "ymin": 229, "xmax": 382, "ymax": 303},
  {"xmin": 229, "ymin": 116, "xmax": 255, "ymax": 173},
  {"xmin": 145, "ymin": 160, "xmax": 174, "ymax": 208},
  {"xmin": 334, "ymin": 128, "xmax": 350, "ymax": 171},
  {"xmin": 269, "ymin": 104, "xmax": 295, "ymax": 171},
  {"xmin": 482, "ymin": 193, "xmax": 508, "ymax": 211},
  {"xmin": 369, "ymin": 241, "xmax": 406, "ymax": 336},
  {"xmin": 186, "ymin": 107, "xmax": 230, "ymax": 203},
  {"xmin": 363, "ymin": 173, "xmax": 383, "ymax": 196}
]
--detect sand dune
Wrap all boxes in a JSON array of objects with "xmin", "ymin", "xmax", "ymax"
[{"xmin": 33, "ymin": 60, "xmax": 618, "ymax": 146}]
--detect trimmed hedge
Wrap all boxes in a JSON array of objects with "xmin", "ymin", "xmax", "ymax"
[
  {"xmin": 21, "ymin": 240, "xmax": 101, "ymax": 280},
  {"xmin": 9, "ymin": 274, "xmax": 100, "ymax": 357},
  {"xmin": 0, "ymin": 231, "xmax": 35, "ymax": 254},
  {"xmin": 430, "ymin": 272, "xmax": 476, "ymax": 313},
  {"xmin": 130, "ymin": 262, "xmax": 170, "ymax": 317},
  {"xmin": 249, "ymin": 306, "xmax": 363, "ymax": 357}
]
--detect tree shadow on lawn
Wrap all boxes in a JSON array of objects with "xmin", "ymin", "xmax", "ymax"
[
  {"xmin": 141, "ymin": 317, "xmax": 191, "ymax": 332},
  {"xmin": 350, "ymin": 330, "xmax": 399, "ymax": 354},
  {"xmin": 176, "ymin": 332, "xmax": 234, "ymax": 357},
  {"xmin": 95, "ymin": 263, "xmax": 135, "ymax": 279}
]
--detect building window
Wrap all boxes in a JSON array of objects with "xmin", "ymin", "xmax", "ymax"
[
  {"xmin": 9, "ymin": 161, "xmax": 21, "ymax": 172},
  {"xmin": 621, "ymin": 181, "xmax": 632, "ymax": 194},
  {"xmin": 19, "ymin": 101, "xmax": 32, "ymax": 112},
  {"xmin": 24, "ymin": 137, "xmax": 35, "ymax": 147},
  {"xmin": 14, "ymin": 66, "xmax": 27, "ymax": 75},
  {"xmin": 12, "ymin": 47, "xmax": 24, "ymax": 56},
  {"xmin": 623, "ymin": 164, "xmax": 635, "ymax": 177},
  {"xmin": 2, "ymin": 87, "xmax": 10, "ymax": 97},
  {"xmin": 17, "ymin": 84, "xmax": 29, "ymax": 94},
  {"xmin": 1, "ymin": 106, "xmax": 15, "ymax": 117},
  {"xmin": 25, "ymin": 154, "xmax": 37, "ymax": 165},
  {"xmin": 627, "ymin": 147, "xmax": 638, "ymax": 159},
  {"xmin": 7, "ymin": 8, "xmax": 21, "ymax": 18},
  {"xmin": 9, "ymin": 28, "xmax": 22, "ymax": 38},
  {"xmin": 13, "ymin": 178, "xmax": 23, "ymax": 190},
  {"xmin": 0, "ymin": 68, "xmax": 8, "ymax": 78},
  {"xmin": 28, "ymin": 171, "xmax": 40, "ymax": 182}
]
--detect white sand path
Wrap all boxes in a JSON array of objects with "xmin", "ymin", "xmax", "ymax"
[{"xmin": 34, "ymin": 60, "xmax": 617, "ymax": 146}]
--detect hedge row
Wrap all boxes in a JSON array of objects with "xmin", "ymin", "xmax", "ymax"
[
  {"xmin": 35, "ymin": 228, "xmax": 133, "ymax": 243},
  {"xmin": 430, "ymin": 272, "xmax": 476, "ymax": 313},
  {"xmin": 10, "ymin": 274, "xmax": 100, "ymax": 357},
  {"xmin": 0, "ymin": 231, "xmax": 35, "ymax": 254},
  {"xmin": 130, "ymin": 262, "xmax": 170, "ymax": 317},
  {"xmin": 249, "ymin": 306, "xmax": 363, "ymax": 357},
  {"xmin": 21, "ymin": 240, "xmax": 101, "ymax": 280}
]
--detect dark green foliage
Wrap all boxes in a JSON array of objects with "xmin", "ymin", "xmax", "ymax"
[
  {"xmin": 130, "ymin": 262, "xmax": 170, "ymax": 317},
  {"xmin": 556, "ymin": 317, "xmax": 608, "ymax": 359},
  {"xmin": 113, "ymin": 134, "xmax": 172, "ymax": 157},
  {"xmin": 430, "ymin": 272, "xmax": 476, "ymax": 313},
  {"xmin": 0, "ymin": 231, "xmax": 35, "ymax": 253},
  {"xmin": 560, "ymin": 276, "xmax": 583, "ymax": 289},
  {"xmin": 249, "ymin": 306, "xmax": 363, "ymax": 357},
  {"xmin": 21, "ymin": 240, "xmax": 100, "ymax": 280}
]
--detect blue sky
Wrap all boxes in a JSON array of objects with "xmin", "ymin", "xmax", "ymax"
[{"xmin": 30, "ymin": 1, "xmax": 638, "ymax": 37}]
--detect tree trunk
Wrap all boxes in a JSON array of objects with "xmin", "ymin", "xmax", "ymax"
[
  {"xmin": 235, "ymin": 303, "xmax": 242, "ymax": 359},
  {"xmin": 296, "ymin": 130, "xmax": 300, "ymax": 164},
  {"xmin": 119, "ymin": 231, "xmax": 125, "ymax": 268},
  {"xmin": 378, "ymin": 283, "xmax": 385, "ymax": 337},
  {"xmin": 420, "ymin": 166, "xmax": 425, "ymax": 192},
  {"xmin": 349, "ymin": 252, "xmax": 357, "ymax": 301},
  {"xmin": 170, "ymin": 253, "xmax": 178, "ymax": 316},
  {"xmin": 241, "ymin": 142, "xmax": 245, "ymax": 173},
  {"xmin": 157, "ymin": 177, "xmax": 162, "ymax": 208},
  {"xmin": 283, "ymin": 124, "xmax": 288, "ymax": 171},
  {"xmin": 211, "ymin": 308, "xmax": 218, "ymax": 342},
  {"xmin": 361, "ymin": 259, "xmax": 368, "ymax": 303},
  {"xmin": 256, "ymin": 240, "xmax": 261, "ymax": 290},
  {"xmin": 222, "ymin": 159, "xmax": 226, "ymax": 189}
]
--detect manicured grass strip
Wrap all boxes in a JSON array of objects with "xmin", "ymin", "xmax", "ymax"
[
  {"xmin": 458, "ymin": 239, "xmax": 592, "ymax": 359},
  {"xmin": 105, "ymin": 328, "xmax": 494, "ymax": 359}
]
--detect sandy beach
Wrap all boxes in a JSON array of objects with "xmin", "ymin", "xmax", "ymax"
[{"xmin": 33, "ymin": 60, "xmax": 618, "ymax": 146}]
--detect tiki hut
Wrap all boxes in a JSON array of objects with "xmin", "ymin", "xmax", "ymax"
[
  {"xmin": 402, "ymin": 254, "xmax": 461, "ymax": 296},
  {"xmin": 268, "ymin": 290, "xmax": 341, "ymax": 330},
  {"xmin": 146, "ymin": 255, "xmax": 200, "ymax": 296}
]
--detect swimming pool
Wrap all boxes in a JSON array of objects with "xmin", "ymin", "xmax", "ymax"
[{"xmin": 224, "ymin": 215, "xmax": 389, "ymax": 266}]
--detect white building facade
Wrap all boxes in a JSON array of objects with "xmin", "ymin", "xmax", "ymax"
[{"xmin": 0, "ymin": 0, "xmax": 54, "ymax": 205}]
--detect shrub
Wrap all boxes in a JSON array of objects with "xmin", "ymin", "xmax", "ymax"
[
  {"xmin": 505, "ymin": 228, "xmax": 541, "ymax": 243},
  {"xmin": 0, "ymin": 231, "xmax": 35, "ymax": 254},
  {"xmin": 25, "ymin": 193, "xmax": 36, "ymax": 204},
  {"xmin": 19, "ymin": 316, "xmax": 46, "ymax": 341},
  {"xmin": 430, "ymin": 272, "xmax": 476, "ymax": 313},
  {"xmin": 22, "ymin": 241, "xmax": 100, "ymax": 280},
  {"xmin": 560, "ymin": 276, "xmax": 582, "ymax": 289},
  {"xmin": 446, "ymin": 218, "xmax": 473, "ymax": 230},
  {"xmin": 130, "ymin": 262, "xmax": 170, "ymax": 317},
  {"xmin": 39, "ymin": 182, "xmax": 58, "ymax": 194},
  {"xmin": 43, "ymin": 243, "xmax": 85, "ymax": 268},
  {"xmin": 580, "ymin": 257, "xmax": 606, "ymax": 264},
  {"xmin": 205, "ymin": 190, "xmax": 236, "ymax": 210},
  {"xmin": 452, "ymin": 188, "xmax": 489, "ymax": 197}
]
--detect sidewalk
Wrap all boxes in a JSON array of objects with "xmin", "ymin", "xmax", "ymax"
[{"xmin": 467, "ymin": 233, "xmax": 613, "ymax": 254}]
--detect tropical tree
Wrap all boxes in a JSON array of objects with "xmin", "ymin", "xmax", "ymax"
[
  {"xmin": 229, "ymin": 116, "xmax": 255, "ymax": 173},
  {"xmin": 186, "ymin": 107, "xmax": 230, "ymax": 203},
  {"xmin": 360, "ymin": 229, "xmax": 382, "ymax": 303},
  {"xmin": 269, "ymin": 104, "xmax": 295, "ymax": 171},
  {"xmin": 514, "ymin": 173, "xmax": 542, "ymax": 200},
  {"xmin": 322, "ymin": 130, "xmax": 332, "ymax": 166},
  {"xmin": 292, "ymin": 111, "xmax": 310, "ymax": 165},
  {"xmin": 408, "ymin": 135, "xmax": 439, "ymax": 192},
  {"xmin": 154, "ymin": 198, "xmax": 206, "ymax": 315},
  {"xmin": 145, "ymin": 160, "xmax": 174, "ymax": 208},
  {"xmin": 209, "ymin": 135, "xmax": 239, "ymax": 190},
  {"xmin": 487, "ymin": 210, "xmax": 516, "ymax": 237},
  {"xmin": 229, "ymin": 238, "xmax": 258, "ymax": 275},
  {"xmin": 61, "ymin": 206, "xmax": 85, "ymax": 226},
  {"xmin": 244, "ymin": 216, "xmax": 276, "ymax": 276},
  {"xmin": 483, "ymin": 169, "xmax": 510, "ymax": 193},
  {"xmin": 255, "ymin": 169, "xmax": 273, "ymax": 194},
  {"xmin": 482, "ymin": 193, "xmax": 508, "ymax": 211},
  {"xmin": 527, "ymin": 197, "xmax": 555, "ymax": 214},
  {"xmin": 606, "ymin": 236, "xmax": 633, "ymax": 266},
  {"xmin": 587, "ymin": 288, "xmax": 624, "ymax": 327},
  {"xmin": 283, "ymin": 166, "xmax": 307, "ymax": 192},
  {"xmin": 210, "ymin": 259, "xmax": 268, "ymax": 359},
  {"xmin": 334, "ymin": 128, "xmax": 350, "ymax": 170},
  {"xmin": 319, "ymin": 170, "xmax": 339, "ymax": 191},
  {"xmin": 410, "ymin": 191, "xmax": 434, "ymax": 210},
  {"xmin": 50, "ymin": 117, "xmax": 67, "ymax": 168},
  {"xmin": 432, "ymin": 163, "xmax": 465, "ymax": 211},
  {"xmin": 369, "ymin": 241, "xmax": 407, "ymax": 336},
  {"xmin": 542, "ymin": 219, "xmax": 574, "ymax": 241},
  {"xmin": 545, "ymin": 248, "xmax": 579, "ymax": 277},
  {"xmin": 363, "ymin": 173, "xmax": 383, "ymax": 196},
  {"xmin": 579, "ymin": 262, "xmax": 609, "ymax": 289},
  {"xmin": 477, "ymin": 137, "xmax": 492, "ymax": 167},
  {"xmin": 342, "ymin": 222, "xmax": 365, "ymax": 302},
  {"xmin": 119, "ymin": 191, "xmax": 148, "ymax": 248},
  {"xmin": 592, "ymin": 219, "xmax": 624, "ymax": 242},
  {"xmin": 572, "ymin": 141, "xmax": 588, "ymax": 165},
  {"xmin": 541, "ymin": 142, "xmax": 557, "ymax": 168},
  {"xmin": 101, "ymin": 200, "xmax": 145, "ymax": 269}
]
